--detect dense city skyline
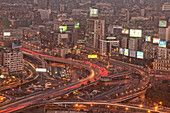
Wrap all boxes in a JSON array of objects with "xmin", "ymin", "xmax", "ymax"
[{"xmin": 0, "ymin": 0, "xmax": 169, "ymax": 113}]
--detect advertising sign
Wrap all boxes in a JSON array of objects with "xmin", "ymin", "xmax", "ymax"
[
  {"xmin": 36, "ymin": 68, "xmax": 47, "ymax": 72},
  {"xmin": 137, "ymin": 51, "xmax": 144, "ymax": 59},
  {"xmin": 122, "ymin": 29, "xmax": 129, "ymax": 34},
  {"xmin": 77, "ymin": 40, "xmax": 85, "ymax": 44},
  {"xmin": 159, "ymin": 20, "xmax": 167, "ymax": 27},
  {"xmin": 153, "ymin": 38, "xmax": 160, "ymax": 44},
  {"xmin": 59, "ymin": 26, "xmax": 67, "ymax": 32},
  {"xmin": 130, "ymin": 29, "xmax": 142, "ymax": 37},
  {"xmin": 145, "ymin": 36, "xmax": 151, "ymax": 42},
  {"xmin": 106, "ymin": 37, "xmax": 116, "ymax": 40},
  {"xmin": 124, "ymin": 49, "xmax": 129, "ymax": 56},
  {"xmin": 119, "ymin": 48, "xmax": 124, "ymax": 54},
  {"xmin": 130, "ymin": 50, "xmax": 136, "ymax": 57},
  {"xmin": 159, "ymin": 41, "xmax": 166, "ymax": 48},
  {"xmin": 3, "ymin": 32, "xmax": 11, "ymax": 36},
  {"xmin": 74, "ymin": 23, "xmax": 79, "ymax": 29},
  {"xmin": 90, "ymin": 9, "xmax": 98, "ymax": 17},
  {"xmin": 88, "ymin": 55, "xmax": 98, "ymax": 58}
]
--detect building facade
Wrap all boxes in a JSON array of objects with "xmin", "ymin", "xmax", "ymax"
[
  {"xmin": 86, "ymin": 19, "xmax": 105, "ymax": 49},
  {"xmin": 153, "ymin": 59, "xmax": 170, "ymax": 72},
  {"xmin": 99, "ymin": 39, "xmax": 119, "ymax": 55},
  {"xmin": 3, "ymin": 50, "xmax": 23, "ymax": 72},
  {"xmin": 153, "ymin": 48, "xmax": 170, "ymax": 72}
]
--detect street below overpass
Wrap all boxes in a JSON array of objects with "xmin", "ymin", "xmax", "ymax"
[
  {"xmin": 0, "ymin": 48, "xmax": 106, "ymax": 113},
  {"xmin": 0, "ymin": 48, "xmax": 151, "ymax": 113}
]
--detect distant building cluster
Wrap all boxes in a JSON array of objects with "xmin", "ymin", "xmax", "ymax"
[{"xmin": 0, "ymin": 0, "xmax": 169, "ymax": 72}]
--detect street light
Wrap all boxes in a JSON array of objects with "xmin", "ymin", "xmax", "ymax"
[
  {"xmin": 139, "ymin": 104, "xmax": 143, "ymax": 108},
  {"xmin": 125, "ymin": 107, "xmax": 128, "ymax": 110},
  {"xmin": 75, "ymin": 104, "xmax": 79, "ymax": 107},
  {"xmin": 147, "ymin": 110, "xmax": 151, "ymax": 113},
  {"xmin": 107, "ymin": 105, "xmax": 110, "ymax": 108},
  {"xmin": 159, "ymin": 102, "xmax": 162, "ymax": 105},
  {"xmin": 154, "ymin": 106, "xmax": 158, "ymax": 111}
]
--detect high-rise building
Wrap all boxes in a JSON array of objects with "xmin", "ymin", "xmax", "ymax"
[
  {"xmin": 52, "ymin": 47, "xmax": 70, "ymax": 58},
  {"xmin": 86, "ymin": 19, "xmax": 105, "ymax": 49},
  {"xmin": 60, "ymin": 4, "xmax": 65, "ymax": 12},
  {"xmin": 126, "ymin": 9, "xmax": 130, "ymax": 27},
  {"xmin": 34, "ymin": 0, "xmax": 38, "ymax": 4},
  {"xmin": 0, "ymin": 52, "xmax": 3, "ymax": 66},
  {"xmin": 153, "ymin": 48, "xmax": 170, "ymax": 72},
  {"xmin": 38, "ymin": 9, "xmax": 51, "ymax": 20},
  {"xmin": 128, "ymin": 38, "xmax": 138, "ymax": 51},
  {"xmin": 166, "ymin": 26, "xmax": 170, "ymax": 42},
  {"xmin": 57, "ymin": 33, "xmax": 69, "ymax": 45},
  {"xmin": 37, "ymin": 0, "xmax": 49, "ymax": 9},
  {"xmin": 142, "ymin": 42, "xmax": 158, "ymax": 59},
  {"xmin": 159, "ymin": 28, "xmax": 166, "ymax": 41},
  {"xmin": 141, "ymin": 9, "xmax": 145, "ymax": 17},
  {"xmin": 3, "ymin": 29, "xmax": 23, "ymax": 40},
  {"xmin": 139, "ymin": 0, "xmax": 144, "ymax": 4},
  {"xmin": 158, "ymin": 47, "xmax": 168, "ymax": 59},
  {"xmin": 99, "ymin": 39, "xmax": 119, "ymax": 55},
  {"xmin": 153, "ymin": 59, "xmax": 170, "ymax": 72},
  {"xmin": 162, "ymin": 3, "xmax": 170, "ymax": 11},
  {"xmin": 153, "ymin": 43, "xmax": 170, "ymax": 72},
  {"xmin": 3, "ymin": 49, "xmax": 23, "ymax": 72},
  {"xmin": 159, "ymin": 26, "xmax": 170, "ymax": 42},
  {"xmin": 121, "ymin": 37, "xmax": 128, "ymax": 49}
]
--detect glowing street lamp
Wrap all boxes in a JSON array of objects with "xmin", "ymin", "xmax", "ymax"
[
  {"xmin": 159, "ymin": 102, "xmax": 162, "ymax": 105},
  {"xmin": 75, "ymin": 104, "xmax": 79, "ymax": 107},
  {"xmin": 154, "ymin": 106, "xmax": 158, "ymax": 111},
  {"xmin": 139, "ymin": 104, "xmax": 143, "ymax": 108}
]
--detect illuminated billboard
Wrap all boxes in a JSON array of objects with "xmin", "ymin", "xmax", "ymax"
[
  {"xmin": 153, "ymin": 38, "xmax": 160, "ymax": 44},
  {"xmin": 59, "ymin": 26, "xmax": 67, "ymax": 32},
  {"xmin": 36, "ymin": 68, "xmax": 47, "ymax": 72},
  {"xmin": 130, "ymin": 29, "xmax": 142, "ymax": 37},
  {"xmin": 74, "ymin": 23, "xmax": 79, "ymax": 29},
  {"xmin": 124, "ymin": 49, "xmax": 129, "ymax": 56},
  {"xmin": 88, "ymin": 55, "xmax": 98, "ymax": 58},
  {"xmin": 145, "ymin": 36, "xmax": 151, "ymax": 42},
  {"xmin": 137, "ymin": 51, "xmax": 144, "ymax": 59},
  {"xmin": 119, "ymin": 48, "xmax": 124, "ymax": 54},
  {"xmin": 106, "ymin": 37, "xmax": 116, "ymax": 40},
  {"xmin": 90, "ymin": 9, "xmax": 98, "ymax": 17},
  {"xmin": 122, "ymin": 29, "xmax": 129, "ymax": 34},
  {"xmin": 159, "ymin": 41, "xmax": 166, "ymax": 48},
  {"xmin": 130, "ymin": 50, "xmax": 136, "ymax": 57},
  {"xmin": 159, "ymin": 20, "xmax": 167, "ymax": 27},
  {"xmin": 3, "ymin": 32, "xmax": 11, "ymax": 36}
]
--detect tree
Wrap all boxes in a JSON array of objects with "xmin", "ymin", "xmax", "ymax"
[
  {"xmin": 87, "ymin": 110, "xmax": 93, "ymax": 113},
  {"xmin": 87, "ymin": 81, "xmax": 91, "ymax": 84},
  {"xmin": 145, "ymin": 81, "xmax": 170, "ymax": 107},
  {"xmin": 81, "ymin": 84, "xmax": 85, "ymax": 87},
  {"xmin": 2, "ymin": 17, "xmax": 11, "ymax": 28}
]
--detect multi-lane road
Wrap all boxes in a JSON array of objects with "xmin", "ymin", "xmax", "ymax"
[
  {"xmin": 0, "ymin": 47, "xmax": 151, "ymax": 113},
  {"xmin": 0, "ymin": 48, "xmax": 106, "ymax": 113}
]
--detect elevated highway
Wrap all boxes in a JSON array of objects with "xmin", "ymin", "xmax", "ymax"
[{"xmin": 0, "ymin": 48, "xmax": 150, "ymax": 113}]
